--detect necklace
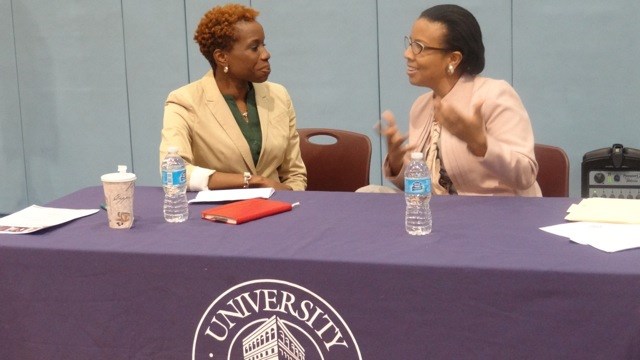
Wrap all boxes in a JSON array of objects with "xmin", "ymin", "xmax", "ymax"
[{"xmin": 241, "ymin": 112, "xmax": 248, "ymax": 122}]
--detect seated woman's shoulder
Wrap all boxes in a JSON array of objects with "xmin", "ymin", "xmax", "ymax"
[
  {"xmin": 258, "ymin": 81, "xmax": 292, "ymax": 101},
  {"xmin": 261, "ymin": 81, "xmax": 287, "ymax": 92},
  {"xmin": 473, "ymin": 76, "xmax": 519, "ymax": 96},
  {"xmin": 474, "ymin": 75, "xmax": 509, "ymax": 87},
  {"xmin": 166, "ymin": 81, "xmax": 203, "ymax": 105}
]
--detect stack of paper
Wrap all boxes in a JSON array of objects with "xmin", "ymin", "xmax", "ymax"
[
  {"xmin": 564, "ymin": 197, "xmax": 640, "ymax": 224},
  {"xmin": 540, "ymin": 198, "xmax": 640, "ymax": 252}
]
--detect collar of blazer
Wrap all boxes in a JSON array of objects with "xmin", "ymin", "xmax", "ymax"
[{"xmin": 202, "ymin": 70, "xmax": 271, "ymax": 172}]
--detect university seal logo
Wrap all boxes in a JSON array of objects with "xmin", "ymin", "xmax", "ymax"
[{"xmin": 192, "ymin": 279, "xmax": 362, "ymax": 359}]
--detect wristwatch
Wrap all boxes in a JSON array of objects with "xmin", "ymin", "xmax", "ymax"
[{"xmin": 243, "ymin": 172, "xmax": 252, "ymax": 188}]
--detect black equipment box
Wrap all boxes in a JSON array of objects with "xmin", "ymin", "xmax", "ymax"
[{"xmin": 581, "ymin": 144, "xmax": 640, "ymax": 198}]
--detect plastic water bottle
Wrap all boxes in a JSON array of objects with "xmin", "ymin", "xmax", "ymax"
[
  {"xmin": 404, "ymin": 152, "xmax": 432, "ymax": 235},
  {"xmin": 161, "ymin": 146, "xmax": 189, "ymax": 223}
]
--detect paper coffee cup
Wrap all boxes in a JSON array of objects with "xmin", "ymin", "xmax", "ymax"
[{"xmin": 101, "ymin": 165, "xmax": 137, "ymax": 229}]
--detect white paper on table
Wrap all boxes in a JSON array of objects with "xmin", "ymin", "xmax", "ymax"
[
  {"xmin": 188, "ymin": 188, "xmax": 275, "ymax": 203},
  {"xmin": 540, "ymin": 222, "xmax": 640, "ymax": 252},
  {"xmin": 0, "ymin": 205, "xmax": 99, "ymax": 234}
]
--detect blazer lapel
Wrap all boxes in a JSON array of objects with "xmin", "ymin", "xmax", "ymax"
[
  {"xmin": 201, "ymin": 70, "xmax": 256, "ymax": 172},
  {"xmin": 254, "ymin": 82, "xmax": 272, "ymax": 170}
]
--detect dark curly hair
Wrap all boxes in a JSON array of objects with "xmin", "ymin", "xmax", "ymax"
[
  {"xmin": 194, "ymin": 3, "xmax": 259, "ymax": 69},
  {"xmin": 421, "ymin": 4, "xmax": 485, "ymax": 75}
]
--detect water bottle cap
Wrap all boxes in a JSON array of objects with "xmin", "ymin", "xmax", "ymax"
[
  {"xmin": 410, "ymin": 152, "xmax": 423, "ymax": 160},
  {"xmin": 167, "ymin": 146, "xmax": 179, "ymax": 154},
  {"xmin": 101, "ymin": 165, "xmax": 137, "ymax": 183}
]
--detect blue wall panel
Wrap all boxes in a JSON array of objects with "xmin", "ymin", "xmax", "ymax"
[
  {"xmin": 122, "ymin": 0, "xmax": 190, "ymax": 187},
  {"xmin": 0, "ymin": 0, "xmax": 27, "ymax": 214},
  {"xmin": 253, "ymin": 0, "xmax": 382, "ymax": 183},
  {"xmin": 513, "ymin": 1, "xmax": 640, "ymax": 197},
  {"xmin": 12, "ymin": 0, "xmax": 131, "ymax": 205}
]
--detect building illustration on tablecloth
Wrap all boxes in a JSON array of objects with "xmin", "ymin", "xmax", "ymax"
[{"xmin": 242, "ymin": 315, "xmax": 305, "ymax": 360}]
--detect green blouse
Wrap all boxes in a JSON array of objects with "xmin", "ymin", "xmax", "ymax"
[{"xmin": 223, "ymin": 85, "xmax": 262, "ymax": 166}]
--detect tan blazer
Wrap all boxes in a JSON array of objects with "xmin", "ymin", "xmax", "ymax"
[
  {"xmin": 385, "ymin": 75, "xmax": 541, "ymax": 196},
  {"xmin": 160, "ymin": 70, "xmax": 307, "ymax": 191}
]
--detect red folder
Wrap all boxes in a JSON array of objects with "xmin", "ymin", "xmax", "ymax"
[{"xmin": 201, "ymin": 198, "xmax": 293, "ymax": 224}]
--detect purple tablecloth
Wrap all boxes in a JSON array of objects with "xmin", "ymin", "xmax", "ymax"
[{"xmin": 1, "ymin": 186, "xmax": 639, "ymax": 359}]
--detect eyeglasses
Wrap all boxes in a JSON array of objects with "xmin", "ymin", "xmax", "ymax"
[{"xmin": 404, "ymin": 36, "xmax": 452, "ymax": 55}]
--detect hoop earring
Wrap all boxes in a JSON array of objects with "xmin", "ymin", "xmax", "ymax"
[
  {"xmin": 223, "ymin": 66, "xmax": 229, "ymax": 74},
  {"xmin": 447, "ymin": 64, "xmax": 454, "ymax": 75}
]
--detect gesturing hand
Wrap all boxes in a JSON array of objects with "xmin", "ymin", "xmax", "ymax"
[
  {"xmin": 376, "ymin": 110, "xmax": 414, "ymax": 175},
  {"xmin": 434, "ymin": 98, "xmax": 488, "ymax": 157}
]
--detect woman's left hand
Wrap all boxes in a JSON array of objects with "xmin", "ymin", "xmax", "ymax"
[
  {"xmin": 251, "ymin": 175, "xmax": 293, "ymax": 190},
  {"xmin": 435, "ymin": 98, "xmax": 488, "ymax": 157}
]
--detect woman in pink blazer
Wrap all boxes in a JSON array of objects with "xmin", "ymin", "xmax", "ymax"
[{"xmin": 380, "ymin": 4, "xmax": 541, "ymax": 196}]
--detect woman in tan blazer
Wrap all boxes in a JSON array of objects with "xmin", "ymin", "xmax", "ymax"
[
  {"xmin": 160, "ymin": 4, "xmax": 306, "ymax": 191},
  {"xmin": 379, "ymin": 5, "xmax": 541, "ymax": 196}
]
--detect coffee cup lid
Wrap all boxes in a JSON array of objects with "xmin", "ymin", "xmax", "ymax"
[{"xmin": 101, "ymin": 165, "xmax": 137, "ymax": 182}]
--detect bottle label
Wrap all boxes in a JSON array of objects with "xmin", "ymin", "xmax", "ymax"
[
  {"xmin": 405, "ymin": 177, "xmax": 431, "ymax": 195},
  {"xmin": 162, "ymin": 169, "xmax": 186, "ymax": 186}
]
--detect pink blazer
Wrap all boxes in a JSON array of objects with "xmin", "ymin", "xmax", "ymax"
[{"xmin": 386, "ymin": 75, "xmax": 541, "ymax": 197}]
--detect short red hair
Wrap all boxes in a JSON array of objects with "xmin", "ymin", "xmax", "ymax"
[{"xmin": 194, "ymin": 4, "xmax": 259, "ymax": 68}]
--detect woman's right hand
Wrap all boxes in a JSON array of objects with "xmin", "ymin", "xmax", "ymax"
[
  {"xmin": 435, "ymin": 99, "xmax": 487, "ymax": 157},
  {"xmin": 377, "ymin": 110, "xmax": 412, "ymax": 176}
]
